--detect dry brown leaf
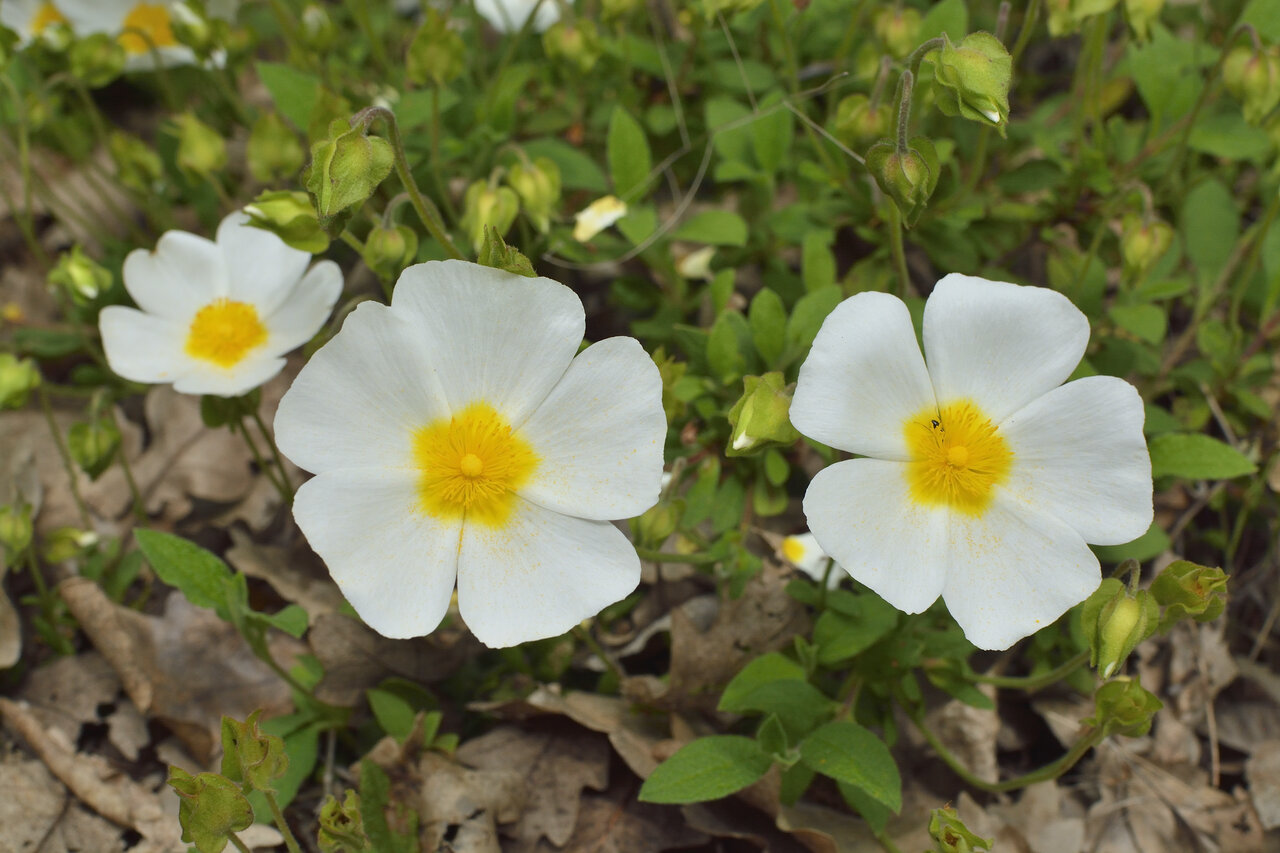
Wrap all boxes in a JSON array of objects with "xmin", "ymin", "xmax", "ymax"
[
  {"xmin": 0, "ymin": 757, "xmax": 128, "ymax": 853},
  {"xmin": 17, "ymin": 651, "xmax": 151, "ymax": 761},
  {"xmin": 1246, "ymin": 740, "xmax": 1280, "ymax": 830},
  {"xmin": 0, "ymin": 409, "xmax": 84, "ymax": 536},
  {"xmin": 682, "ymin": 800, "xmax": 812, "ymax": 852},
  {"xmin": 0, "ymin": 565, "xmax": 20, "ymax": 670},
  {"xmin": 775, "ymin": 800, "xmax": 881, "ymax": 853},
  {"xmin": 923, "ymin": 686, "xmax": 999, "ymax": 785},
  {"xmin": 534, "ymin": 785, "xmax": 709, "ymax": 853},
  {"xmin": 986, "ymin": 781, "xmax": 1086, "ymax": 853},
  {"xmin": 225, "ymin": 528, "xmax": 344, "ymax": 625}
]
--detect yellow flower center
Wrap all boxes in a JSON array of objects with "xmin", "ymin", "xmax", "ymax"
[
  {"xmin": 119, "ymin": 3, "xmax": 178, "ymax": 55},
  {"xmin": 184, "ymin": 299, "xmax": 268, "ymax": 368},
  {"xmin": 904, "ymin": 400, "xmax": 1012, "ymax": 516},
  {"xmin": 31, "ymin": 2, "xmax": 66, "ymax": 33},
  {"xmin": 413, "ymin": 402, "xmax": 539, "ymax": 528},
  {"xmin": 782, "ymin": 537, "xmax": 806, "ymax": 564}
]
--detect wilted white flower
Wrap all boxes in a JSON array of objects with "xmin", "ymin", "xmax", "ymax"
[{"xmin": 572, "ymin": 195, "xmax": 627, "ymax": 242}]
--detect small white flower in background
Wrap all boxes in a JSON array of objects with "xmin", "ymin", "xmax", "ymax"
[
  {"xmin": 99, "ymin": 211, "xmax": 342, "ymax": 397},
  {"xmin": 57, "ymin": 0, "xmax": 233, "ymax": 68},
  {"xmin": 791, "ymin": 274, "xmax": 1152, "ymax": 650},
  {"xmin": 274, "ymin": 260, "xmax": 667, "ymax": 648},
  {"xmin": 675, "ymin": 245, "xmax": 716, "ymax": 281},
  {"xmin": 473, "ymin": 0, "xmax": 559, "ymax": 33},
  {"xmin": 780, "ymin": 532, "xmax": 841, "ymax": 589},
  {"xmin": 572, "ymin": 195, "xmax": 627, "ymax": 242},
  {"xmin": 1, "ymin": 0, "xmax": 70, "ymax": 45}
]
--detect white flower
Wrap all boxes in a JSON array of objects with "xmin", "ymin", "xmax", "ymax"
[
  {"xmin": 57, "ymin": 0, "xmax": 234, "ymax": 68},
  {"xmin": 675, "ymin": 245, "xmax": 716, "ymax": 281},
  {"xmin": 572, "ymin": 195, "xmax": 627, "ymax": 242},
  {"xmin": 791, "ymin": 274, "xmax": 1152, "ymax": 650},
  {"xmin": 99, "ymin": 211, "xmax": 342, "ymax": 397},
  {"xmin": 1, "ymin": 0, "xmax": 70, "ymax": 45},
  {"xmin": 474, "ymin": 0, "xmax": 559, "ymax": 33},
  {"xmin": 274, "ymin": 260, "xmax": 667, "ymax": 648},
  {"xmin": 780, "ymin": 532, "xmax": 841, "ymax": 589}
]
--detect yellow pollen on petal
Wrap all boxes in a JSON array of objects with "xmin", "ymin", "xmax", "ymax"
[
  {"xmin": 31, "ymin": 2, "xmax": 67, "ymax": 33},
  {"xmin": 413, "ymin": 402, "xmax": 539, "ymax": 528},
  {"xmin": 782, "ymin": 537, "xmax": 805, "ymax": 564},
  {"xmin": 184, "ymin": 299, "xmax": 268, "ymax": 368},
  {"xmin": 904, "ymin": 399, "xmax": 1012, "ymax": 516},
  {"xmin": 119, "ymin": 3, "xmax": 178, "ymax": 55}
]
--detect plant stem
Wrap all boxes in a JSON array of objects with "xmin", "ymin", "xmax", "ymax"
[
  {"xmin": 969, "ymin": 649, "xmax": 1089, "ymax": 691},
  {"xmin": 1009, "ymin": 0, "xmax": 1042, "ymax": 68},
  {"xmin": 251, "ymin": 409, "xmax": 294, "ymax": 502},
  {"xmin": 573, "ymin": 624, "xmax": 625, "ymax": 682},
  {"xmin": 228, "ymin": 833, "xmax": 252, "ymax": 853},
  {"xmin": 112, "ymin": 408, "xmax": 148, "ymax": 522},
  {"xmin": 887, "ymin": 203, "xmax": 911, "ymax": 296},
  {"xmin": 235, "ymin": 417, "xmax": 290, "ymax": 503},
  {"xmin": 38, "ymin": 385, "xmax": 92, "ymax": 528},
  {"xmin": 263, "ymin": 791, "xmax": 304, "ymax": 853}
]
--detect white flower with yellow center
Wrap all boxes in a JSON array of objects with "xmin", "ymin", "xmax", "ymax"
[
  {"xmin": 572, "ymin": 195, "xmax": 627, "ymax": 243},
  {"xmin": 791, "ymin": 274, "xmax": 1153, "ymax": 650},
  {"xmin": 780, "ymin": 532, "xmax": 841, "ymax": 589},
  {"xmin": 99, "ymin": 211, "xmax": 342, "ymax": 397},
  {"xmin": 1, "ymin": 0, "xmax": 70, "ymax": 45},
  {"xmin": 473, "ymin": 0, "xmax": 559, "ymax": 34},
  {"xmin": 273, "ymin": 260, "xmax": 666, "ymax": 648},
  {"xmin": 58, "ymin": 0, "xmax": 232, "ymax": 68}
]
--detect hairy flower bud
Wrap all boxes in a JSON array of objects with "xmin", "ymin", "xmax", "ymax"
[
  {"xmin": 1081, "ymin": 577, "xmax": 1157, "ymax": 679},
  {"xmin": 68, "ymin": 416, "xmax": 122, "ymax": 480},
  {"xmin": 1119, "ymin": 214, "xmax": 1174, "ymax": 277},
  {"xmin": 461, "ymin": 180, "xmax": 520, "ymax": 252},
  {"xmin": 48, "ymin": 246, "xmax": 113, "ymax": 305},
  {"xmin": 304, "ymin": 118, "xmax": 396, "ymax": 235},
  {"xmin": 726, "ymin": 372, "xmax": 801, "ymax": 457},
  {"xmin": 1223, "ymin": 44, "xmax": 1280, "ymax": 126},
  {"xmin": 865, "ymin": 137, "xmax": 940, "ymax": 227},
  {"xmin": 507, "ymin": 156, "xmax": 561, "ymax": 233},
  {"xmin": 1150, "ymin": 559, "xmax": 1228, "ymax": 630},
  {"xmin": 244, "ymin": 190, "xmax": 330, "ymax": 253},
  {"xmin": 68, "ymin": 32, "xmax": 124, "ymax": 88},
  {"xmin": 362, "ymin": 224, "xmax": 419, "ymax": 280},
  {"xmin": 407, "ymin": 9, "xmax": 465, "ymax": 86},
  {"xmin": 542, "ymin": 20, "xmax": 602, "ymax": 74},
  {"xmin": 109, "ymin": 131, "xmax": 164, "ymax": 194},
  {"xmin": 928, "ymin": 806, "xmax": 992, "ymax": 853},
  {"xmin": 1085, "ymin": 676, "xmax": 1162, "ymax": 738},
  {"xmin": 168, "ymin": 766, "xmax": 254, "ymax": 853},
  {"xmin": 833, "ymin": 94, "xmax": 892, "ymax": 149},
  {"xmin": 0, "ymin": 503, "xmax": 33, "ymax": 556},
  {"xmin": 873, "ymin": 6, "xmax": 922, "ymax": 58},
  {"xmin": 172, "ymin": 112, "xmax": 228, "ymax": 180},
  {"xmin": 930, "ymin": 32, "xmax": 1012, "ymax": 134}
]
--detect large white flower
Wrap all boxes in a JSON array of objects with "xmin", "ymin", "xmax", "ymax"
[
  {"xmin": 1, "ymin": 0, "xmax": 70, "ymax": 45},
  {"xmin": 274, "ymin": 260, "xmax": 667, "ymax": 648},
  {"xmin": 473, "ymin": 0, "xmax": 559, "ymax": 33},
  {"xmin": 791, "ymin": 274, "xmax": 1152, "ymax": 650},
  {"xmin": 99, "ymin": 211, "xmax": 342, "ymax": 397}
]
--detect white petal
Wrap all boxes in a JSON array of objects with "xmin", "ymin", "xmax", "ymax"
[
  {"xmin": 781, "ymin": 532, "xmax": 838, "ymax": 586},
  {"xmin": 791, "ymin": 292, "xmax": 936, "ymax": 459},
  {"xmin": 923, "ymin": 274, "xmax": 1089, "ymax": 423},
  {"xmin": 802, "ymin": 458, "xmax": 949, "ymax": 613},
  {"xmin": 457, "ymin": 499, "xmax": 640, "ymax": 647},
  {"xmin": 218, "ymin": 212, "xmax": 314, "ymax": 316},
  {"xmin": 275, "ymin": 300, "xmax": 450, "ymax": 474},
  {"xmin": 474, "ymin": 0, "xmax": 559, "ymax": 34},
  {"xmin": 997, "ymin": 376, "xmax": 1153, "ymax": 546},
  {"xmin": 173, "ymin": 352, "xmax": 287, "ymax": 397},
  {"xmin": 943, "ymin": 494, "xmax": 1100, "ymax": 650},
  {"xmin": 264, "ymin": 260, "xmax": 343, "ymax": 354},
  {"xmin": 390, "ymin": 261, "xmax": 585, "ymax": 426},
  {"xmin": 293, "ymin": 469, "xmax": 461, "ymax": 639},
  {"xmin": 122, "ymin": 230, "xmax": 228, "ymax": 321},
  {"xmin": 99, "ymin": 305, "xmax": 196, "ymax": 384},
  {"xmin": 516, "ymin": 338, "xmax": 666, "ymax": 521}
]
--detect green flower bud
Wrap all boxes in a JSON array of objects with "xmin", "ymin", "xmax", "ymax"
[
  {"xmin": 48, "ymin": 245, "xmax": 113, "ymax": 305},
  {"xmin": 172, "ymin": 112, "xmax": 228, "ymax": 181},
  {"xmin": 247, "ymin": 111, "xmax": 305, "ymax": 184},
  {"xmin": 833, "ymin": 94, "xmax": 892, "ymax": 150},
  {"xmin": 865, "ymin": 136, "xmax": 940, "ymax": 227},
  {"xmin": 304, "ymin": 118, "xmax": 395, "ymax": 235},
  {"xmin": 199, "ymin": 388, "xmax": 260, "ymax": 429},
  {"xmin": 109, "ymin": 131, "xmax": 164, "ymax": 194},
  {"xmin": 872, "ymin": 7, "xmax": 921, "ymax": 59},
  {"xmin": 634, "ymin": 500, "xmax": 680, "ymax": 548},
  {"xmin": 460, "ymin": 180, "xmax": 520, "ymax": 252},
  {"xmin": 653, "ymin": 347, "xmax": 687, "ymax": 424},
  {"xmin": 542, "ymin": 21, "xmax": 602, "ymax": 74},
  {"xmin": 1223, "ymin": 44, "xmax": 1280, "ymax": 126},
  {"xmin": 299, "ymin": 4, "xmax": 336, "ymax": 51},
  {"xmin": 1124, "ymin": 0, "xmax": 1164, "ymax": 41},
  {"xmin": 244, "ymin": 190, "xmax": 330, "ymax": 254},
  {"xmin": 0, "ymin": 353, "xmax": 41, "ymax": 409},
  {"xmin": 38, "ymin": 20, "xmax": 75, "ymax": 53},
  {"xmin": 0, "ymin": 503, "xmax": 33, "ymax": 557},
  {"xmin": 221, "ymin": 711, "xmax": 289, "ymax": 795},
  {"xmin": 726, "ymin": 372, "xmax": 801, "ymax": 457},
  {"xmin": 41, "ymin": 527, "xmax": 98, "ymax": 564},
  {"xmin": 68, "ymin": 32, "xmax": 125, "ymax": 88},
  {"xmin": 168, "ymin": 766, "xmax": 254, "ymax": 853},
  {"xmin": 171, "ymin": 2, "xmax": 216, "ymax": 55},
  {"xmin": 362, "ymin": 224, "xmax": 419, "ymax": 280},
  {"xmin": 928, "ymin": 806, "xmax": 992, "ymax": 853},
  {"xmin": 68, "ymin": 416, "xmax": 122, "ymax": 480},
  {"xmin": 507, "ymin": 156, "xmax": 561, "ymax": 233},
  {"xmin": 1119, "ymin": 214, "xmax": 1173, "ymax": 277},
  {"xmin": 1150, "ymin": 559, "xmax": 1228, "ymax": 629},
  {"xmin": 1081, "ymin": 577, "xmax": 1157, "ymax": 679},
  {"xmin": 318, "ymin": 790, "xmax": 371, "ymax": 853},
  {"xmin": 407, "ymin": 9, "xmax": 465, "ymax": 87},
  {"xmin": 1084, "ymin": 676, "xmax": 1162, "ymax": 738},
  {"xmin": 476, "ymin": 226, "xmax": 536, "ymax": 277},
  {"xmin": 930, "ymin": 32, "xmax": 1012, "ymax": 134}
]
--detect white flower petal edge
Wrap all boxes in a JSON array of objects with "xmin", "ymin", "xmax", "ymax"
[
  {"xmin": 803, "ymin": 458, "xmax": 950, "ymax": 614},
  {"xmin": 293, "ymin": 468, "xmax": 462, "ymax": 639},
  {"xmin": 998, "ymin": 375, "xmax": 1153, "ymax": 545},
  {"xmin": 457, "ymin": 497, "xmax": 641, "ymax": 648},
  {"xmin": 98, "ymin": 307, "xmax": 195, "ymax": 384},
  {"xmin": 391, "ymin": 261, "xmax": 585, "ymax": 426},
  {"xmin": 218, "ymin": 212, "xmax": 314, "ymax": 316},
  {"xmin": 265, "ymin": 261, "xmax": 344, "ymax": 354},
  {"xmin": 923, "ymin": 274, "xmax": 1089, "ymax": 422},
  {"xmin": 474, "ymin": 0, "xmax": 560, "ymax": 34},
  {"xmin": 173, "ymin": 352, "xmax": 286, "ymax": 397},
  {"xmin": 122, "ymin": 230, "xmax": 228, "ymax": 321},
  {"xmin": 516, "ymin": 337, "xmax": 666, "ymax": 521},
  {"xmin": 275, "ymin": 300, "xmax": 450, "ymax": 474},
  {"xmin": 792, "ymin": 292, "xmax": 936, "ymax": 459},
  {"xmin": 943, "ymin": 494, "xmax": 1101, "ymax": 650}
]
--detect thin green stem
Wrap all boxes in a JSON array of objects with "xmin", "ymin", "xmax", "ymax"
[
  {"xmin": 968, "ymin": 649, "xmax": 1089, "ymax": 691},
  {"xmin": 1009, "ymin": 0, "xmax": 1042, "ymax": 68},
  {"xmin": 573, "ymin": 624, "xmax": 625, "ymax": 683},
  {"xmin": 235, "ymin": 418, "xmax": 290, "ymax": 503},
  {"xmin": 347, "ymin": 0, "xmax": 390, "ymax": 73},
  {"xmin": 887, "ymin": 203, "xmax": 911, "ymax": 296},
  {"xmin": 251, "ymin": 410, "xmax": 294, "ymax": 503},
  {"xmin": 904, "ymin": 37, "xmax": 947, "ymax": 81},
  {"xmin": 263, "ymin": 791, "xmax": 304, "ymax": 853},
  {"xmin": 38, "ymin": 385, "xmax": 91, "ymax": 528},
  {"xmin": 634, "ymin": 547, "xmax": 721, "ymax": 565},
  {"xmin": 767, "ymin": 0, "xmax": 799, "ymax": 89},
  {"xmin": 227, "ymin": 833, "xmax": 252, "ymax": 853},
  {"xmin": 875, "ymin": 831, "xmax": 905, "ymax": 853},
  {"xmin": 111, "ymin": 409, "xmax": 147, "ymax": 522},
  {"xmin": 963, "ymin": 126, "xmax": 991, "ymax": 193}
]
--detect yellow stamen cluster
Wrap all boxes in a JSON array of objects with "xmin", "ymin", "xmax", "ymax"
[
  {"xmin": 185, "ymin": 299, "xmax": 268, "ymax": 367},
  {"xmin": 904, "ymin": 399, "xmax": 1012, "ymax": 516},
  {"xmin": 782, "ymin": 537, "xmax": 806, "ymax": 563},
  {"xmin": 413, "ymin": 402, "xmax": 539, "ymax": 527},
  {"xmin": 119, "ymin": 3, "xmax": 177, "ymax": 55}
]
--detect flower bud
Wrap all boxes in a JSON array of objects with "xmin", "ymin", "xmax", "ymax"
[
  {"xmin": 460, "ymin": 180, "xmax": 520, "ymax": 252},
  {"xmin": 1119, "ymin": 214, "xmax": 1173, "ymax": 277},
  {"xmin": 68, "ymin": 32, "xmax": 125, "ymax": 88},
  {"xmin": 872, "ymin": 6, "xmax": 921, "ymax": 59},
  {"xmin": 476, "ymin": 226, "xmax": 536, "ymax": 277},
  {"xmin": 1223, "ymin": 44, "xmax": 1280, "ymax": 126},
  {"xmin": 244, "ymin": 190, "xmax": 330, "ymax": 253},
  {"xmin": 299, "ymin": 4, "xmax": 336, "ymax": 51},
  {"xmin": 1084, "ymin": 676, "xmax": 1162, "ymax": 738},
  {"xmin": 653, "ymin": 347, "xmax": 687, "ymax": 424},
  {"xmin": 304, "ymin": 118, "xmax": 396, "ymax": 235},
  {"xmin": 930, "ymin": 32, "xmax": 1012, "ymax": 134},
  {"xmin": 0, "ymin": 353, "xmax": 40, "ymax": 409},
  {"xmin": 726, "ymin": 372, "xmax": 801, "ymax": 457},
  {"xmin": 542, "ymin": 20, "xmax": 602, "ymax": 74},
  {"xmin": 1081, "ymin": 577, "xmax": 1157, "ymax": 679},
  {"xmin": 171, "ymin": 1, "xmax": 217, "ymax": 55},
  {"xmin": 172, "ymin": 112, "xmax": 227, "ymax": 180},
  {"xmin": 221, "ymin": 710, "xmax": 289, "ymax": 794},
  {"xmin": 318, "ymin": 790, "xmax": 370, "ymax": 853},
  {"xmin": 928, "ymin": 806, "xmax": 992, "ymax": 853},
  {"xmin": 634, "ymin": 501, "xmax": 681, "ymax": 547},
  {"xmin": 48, "ymin": 245, "xmax": 113, "ymax": 305},
  {"xmin": 507, "ymin": 156, "xmax": 561, "ymax": 233},
  {"xmin": 41, "ymin": 527, "xmax": 98, "ymax": 564},
  {"xmin": 1124, "ymin": 0, "xmax": 1164, "ymax": 40},
  {"xmin": 0, "ymin": 503, "xmax": 33, "ymax": 556},
  {"xmin": 362, "ymin": 224, "xmax": 419, "ymax": 280},
  {"xmin": 168, "ymin": 766, "xmax": 254, "ymax": 853},
  {"xmin": 833, "ymin": 94, "xmax": 892, "ymax": 149},
  {"xmin": 1150, "ymin": 559, "xmax": 1228, "ymax": 629},
  {"xmin": 407, "ymin": 9, "xmax": 465, "ymax": 87},
  {"xmin": 109, "ymin": 131, "xmax": 164, "ymax": 194},
  {"xmin": 573, "ymin": 195, "xmax": 627, "ymax": 242},
  {"xmin": 68, "ymin": 416, "xmax": 122, "ymax": 480},
  {"xmin": 865, "ymin": 137, "xmax": 939, "ymax": 227},
  {"xmin": 247, "ymin": 111, "xmax": 305, "ymax": 184}
]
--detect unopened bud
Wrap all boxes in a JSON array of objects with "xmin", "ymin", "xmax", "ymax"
[
  {"xmin": 1150, "ymin": 559, "xmax": 1228, "ymax": 630},
  {"xmin": 542, "ymin": 20, "xmax": 602, "ymax": 74},
  {"xmin": 507, "ymin": 156, "xmax": 561, "ymax": 233},
  {"xmin": 221, "ymin": 710, "xmax": 289, "ymax": 794},
  {"xmin": 1223, "ymin": 44, "xmax": 1280, "ymax": 126},
  {"xmin": 872, "ymin": 7, "xmax": 921, "ymax": 58},
  {"xmin": 248, "ymin": 111, "xmax": 305, "ymax": 183},
  {"xmin": 41, "ymin": 527, "xmax": 99, "ymax": 564},
  {"xmin": 1084, "ymin": 676, "xmax": 1162, "ymax": 738},
  {"xmin": 48, "ymin": 246, "xmax": 113, "ymax": 305},
  {"xmin": 833, "ymin": 94, "xmax": 892, "ymax": 149},
  {"xmin": 476, "ymin": 226, "xmax": 536, "ymax": 277},
  {"xmin": 0, "ymin": 353, "xmax": 40, "ymax": 409},
  {"xmin": 865, "ymin": 137, "xmax": 939, "ymax": 227},
  {"xmin": 930, "ymin": 32, "xmax": 1012, "ymax": 134},
  {"xmin": 69, "ymin": 32, "xmax": 125, "ymax": 88},
  {"xmin": 1119, "ymin": 214, "xmax": 1173, "ymax": 277},
  {"xmin": 362, "ymin": 224, "xmax": 418, "ymax": 280},
  {"xmin": 318, "ymin": 790, "xmax": 370, "ymax": 853},
  {"xmin": 109, "ymin": 131, "xmax": 164, "ymax": 194},
  {"xmin": 1124, "ymin": 0, "xmax": 1164, "ymax": 40},
  {"xmin": 172, "ymin": 112, "xmax": 227, "ymax": 180},
  {"xmin": 244, "ymin": 190, "xmax": 330, "ymax": 253},
  {"xmin": 407, "ymin": 9, "xmax": 465, "ymax": 86},
  {"xmin": 928, "ymin": 806, "xmax": 992, "ymax": 853},
  {"xmin": 1082, "ymin": 577, "xmax": 1157, "ymax": 679},
  {"xmin": 634, "ymin": 501, "xmax": 681, "ymax": 547},
  {"xmin": 168, "ymin": 766, "xmax": 254, "ymax": 853},
  {"xmin": 304, "ymin": 117, "xmax": 395, "ymax": 235},
  {"xmin": 68, "ymin": 416, "xmax": 122, "ymax": 480},
  {"xmin": 726, "ymin": 372, "xmax": 801, "ymax": 457},
  {"xmin": 461, "ymin": 180, "xmax": 520, "ymax": 252},
  {"xmin": 0, "ymin": 503, "xmax": 33, "ymax": 556}
]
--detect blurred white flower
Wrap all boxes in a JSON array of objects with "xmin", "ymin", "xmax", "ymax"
[
  {"xmin": 474, "ymin": 0, "xmax": 559, "ymax": 33},
  {"xmin": 780, "ymin": 532, "xmax": 841, "ymax": 589},
  {"xmin": 1, "ymin": 0, "xmax": 70, "ymax": 45},
  {"xmin": 573, "ymin": 195, "xmax": 627, "ymax": 242}
]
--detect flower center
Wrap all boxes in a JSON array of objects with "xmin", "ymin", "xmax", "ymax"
[
  {"xmin": 413, "ymin": 402, "xmax": 539, "ymax": 527},
  {"xmin": 782, "ymin": 537, "xmax": 806, "ymax": 564},
  {"xmin": 31, "ymin": 2, "xmax": 67, "ymax": 33},
  {"xmin": 903, "ymin": 399, "xmax": 1012, "ymax": 516},
  {"xmin": 119, "ymin": 3, "xmax": 178, "ymax": 55},
  {"xmin": 184, "ymin": 299, "xmax": 269, "ymax": 368}
]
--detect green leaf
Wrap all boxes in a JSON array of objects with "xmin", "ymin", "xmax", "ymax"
[
  {"xmin": 814, "ymin": 604, "xmax": 898, "ymax": 666},
  {"xmin": 707, "ymin": 311, "xmax": 751, "ymax": 382},
  {"xmin": 1093, "ymin": 521, "xmax": 1171, "ymax": 564},
  {"xmin": 723, "ymin": 680, "xmax": 836, "ymax": 735},
  {"xmin": 1129, "ymin": 25, "xmax": 1204, "ymax": 125},
  {"xmin": 918, "ymin": 0, "xmax": 968, "ymax": 41},
  {"xmin": 750, "ymin": 92, "xmax": 794, "ymax": 175},
  {"xmin": 1148, "ymin": 433, "xmax": 1256, "ymax": 480},
  {"xmin": 785, "ymin": 285, "xmax": 842, "ymax": 358},
  {"xmin": 674, "ymin": 210, "xmax": 749, "ymax": 246},
  {"xmin": 608, "ymin": 107, "xmax": 653, "ymax": 200},
  {"xmin": 359, "ymin": 760, "xmax": 418, "ymax": 853},
  {"xmin": 1239, "ymin": 0, "xmax": 1280, "ymax": 40},
  {"xmin": 799, "ymin": 722, "xmax": 901, "ymax": 812},
  {"xmin": 256, "ymin": 62, "xmax": 321, "ymax": 130},
  {"xmin": 1109, "ymin": 304, "xmax": 1166, "ymax": 344},
  {"xmin": 749, "ymin": 288, "xmax": 787, "ymax": 365},
  {"xmin": 134, "ymin": 530, "xmax": 239, "ymax": 621},
  {"xmin": 522, "ymin": 137, "xmax": 608, "ymax": 192},
  {"xmin": 839, "ymin": 780, "xmax": 893, "ymax": 834},
  {"xmin": 1181, "ymin": 179, "xmax": 1239, "ymax": 284},
  {"xmin": 1188, "ymin": 112, "xmax": 1272, "ymax": 161},
  {"xmin": 638, "ymin": 735, "xmax": 773, "ymax": 804},
  {"xmin": 13, "ymin": 328, "xmax": 86, "ymax": 358},
  {"xmin": 720, "ymin": 652, "xmax": 805, "ymax": 711},
  {"xmin": 367, "ymin": 688, "xmax": 417, "ymax": 742},
  {"xmin": 395, "ymin": 88, "xmax": 460, "ymax": 130},
  {"xmin": 253, "ymin": 604, "xmax": 308, "ymax": 639},
  {"xmin": 802, "ymin": 232, "xmax": 836, "ymax": 292}
]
